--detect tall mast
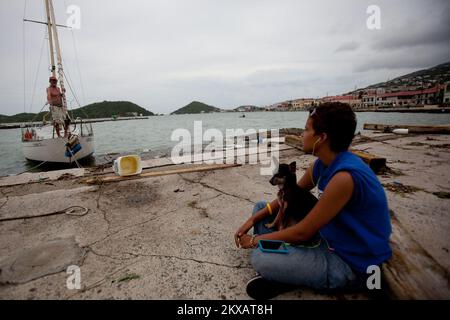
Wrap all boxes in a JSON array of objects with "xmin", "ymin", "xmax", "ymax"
[
  {"xmin": 47, "ymin": 0, "xmax": 67, "ymax": 109},
  {"xmin": 44, "ymin": 0, "xmax": 56, "ymax": 77}
]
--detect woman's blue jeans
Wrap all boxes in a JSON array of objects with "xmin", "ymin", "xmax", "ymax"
[{"xmin": 250, "ymin": 201, "xmax": 362, "ymax": 291}]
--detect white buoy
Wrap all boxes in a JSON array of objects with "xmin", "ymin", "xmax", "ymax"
[{"xmin": 393, "ymin": 128, "xmax": 409, "ymax": 135}]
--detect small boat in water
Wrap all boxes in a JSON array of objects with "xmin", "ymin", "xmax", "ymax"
[
  {"xmin": 21, "ymin": 0, "xmax": 94, "ymax": 164},
  {"xmin": 22, "ymin": 121, "xmax": 94, "ymax": 163}
]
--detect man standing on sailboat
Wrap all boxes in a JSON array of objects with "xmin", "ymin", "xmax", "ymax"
[{"xmin": 47, "ymin": 75, "xmax": 70, "ymax": 137}]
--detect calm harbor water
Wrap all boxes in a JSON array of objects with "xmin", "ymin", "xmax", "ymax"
[{"xmin": 1, "ymin": 111, "xmax": 450, "ymax": 176}]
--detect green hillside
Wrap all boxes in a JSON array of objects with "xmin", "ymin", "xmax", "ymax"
[
  {"xmin": 71, "ymin": 101, "xmax": 154, "ymax": 118},
  {"xmin": 171, "ymin": 101, "xmax": 221, "ymax": 114},
  {"xmin": 0, "ymin": 101, "xmax": 154, "ymax": 123},
  {"xmin": 365, "ymin": 61, "xmax": 450, "ymax": 90},
  {"xmin": 0, "ymin": 112, "xmax": 47, "ymax": 123}
]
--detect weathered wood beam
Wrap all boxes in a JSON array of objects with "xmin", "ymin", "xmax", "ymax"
[
  {"xmin": 383, "ymin": 212, "xmax": 450, "ymax": 299},
  {"xmin": 284, "ymin": 135, "xmax": 303, "ymax": 149},
  {"xmin": 364, "ymin": 123, "xmax": 450, "ymax": 134},
  {"xmin": 82, "ymin": 163, "xmax": 241, "ymax": 184},
  {"xmin": 350, "ymin": 149, "xmax": 387, "ymax": 174}
]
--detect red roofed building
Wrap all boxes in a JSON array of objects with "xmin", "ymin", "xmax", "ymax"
[
  {"xmin": 321, "ymin": 95, "xmax": 363, "ymax": 109},
  {"xmin": 362, "ymin": 84, "xmax": 447, "ymax": 108}
]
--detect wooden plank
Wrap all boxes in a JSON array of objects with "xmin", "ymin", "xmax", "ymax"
[
  {"xmin": 350, "ymin": 149, "xmax": 386, "ymax": 174},
  {"xmin": 284, "ymin": 134, "xmax": 303, "ymax": 149},
  {"xmin": 364, "ymin": 123, "xmax": 450, "ymax": 134},
  {"xmin": 352, "ymin": 134, "xmax": 402, "ymax": 145},
  {"xmin": 280, "ymin": 128, "xmax": 304, "ymax": 136},
  {"xmin": 383, "ymin": 213, "xmax": 450, "ymax": 299},
  {"xmin": 83, "ymin": 163, "xmax": 241, "ymax": 184}
]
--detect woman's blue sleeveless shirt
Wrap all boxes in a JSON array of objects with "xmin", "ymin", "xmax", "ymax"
[{"xmin": 313, "ymin": 151, "xmax": 392, "ymax": 273}]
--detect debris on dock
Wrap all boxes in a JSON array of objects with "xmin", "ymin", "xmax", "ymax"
[{"xmin": 364, "ymin": 123, "xmax": 450, "ymax": 134}]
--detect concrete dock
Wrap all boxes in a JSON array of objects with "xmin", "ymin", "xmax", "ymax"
[{"xmin": 0, "ymin": 132, "xmax": 449, "ymax": 299}]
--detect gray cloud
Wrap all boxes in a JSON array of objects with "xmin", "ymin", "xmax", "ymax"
[
  {"xmin": 367, "ymin": 0, "xmax": 450, "ymax": 51},
  {"xmin": 373, "ymin": 27, "xmax": 450, "ymax": 51},
  {"xmin": 371, "ymin": 18, "xmax": 450, "ymax": 51},
  {"xmin": 335, "ymin": 41, "xmax": 360, "ymax": 53},
  {"xmin": 354, "ymin": 46, "xmax": 450, "ymax": 72},
  {"xmin": 1, "ymin": 0, "xmax": 449, "ymax": 115}
]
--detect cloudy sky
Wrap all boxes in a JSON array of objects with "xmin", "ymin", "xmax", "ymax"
[{"xmin": 1, "ymin": 0, "xmax": 449, "ymax": 115}]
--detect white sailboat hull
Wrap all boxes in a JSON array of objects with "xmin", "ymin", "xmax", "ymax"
[
  {"xmin": 22, "ymin": 125, "xmax": 94, "ymax": 163},
  {"xmin": 23, "ymin": 136, "xmax": 94, "ymax": 163}
]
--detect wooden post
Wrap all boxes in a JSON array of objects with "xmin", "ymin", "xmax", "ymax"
[{"xmin": 350, "ymin": 149, "xmax": 386, "ymax": 174}]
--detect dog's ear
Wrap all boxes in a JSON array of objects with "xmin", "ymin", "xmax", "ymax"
[
  {"xmin": 289, "ymin": 161, "xmax": 296, "ymax": 173},
  {"xmin": 271, "ymin": 156, "xmax": 279, "ymax": 175}
]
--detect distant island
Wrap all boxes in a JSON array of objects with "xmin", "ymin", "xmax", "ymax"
[
  {"xmin": 171, "ymin": 101, "xmax": 222, "ymax": 115},
  {"xmin": 0, "ymin": 101, "xmax": 154, "ymax": 123},
  {"xmin": 234, "ymin": 105, "xmax": 265, "ymax": 112}
]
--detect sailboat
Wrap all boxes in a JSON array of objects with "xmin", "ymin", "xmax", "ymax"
[{"xmin": 21, "ymin": 0, "xmax": 94, "ymax": 164}]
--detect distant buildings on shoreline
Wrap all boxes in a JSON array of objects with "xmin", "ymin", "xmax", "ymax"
[
  {"xmin": 261, "ymin": 62, "xmax": 450, "ymax": 112},
  {"xmin": 246, "ymin": 82, "xmax": 450, "ymax": 112}
]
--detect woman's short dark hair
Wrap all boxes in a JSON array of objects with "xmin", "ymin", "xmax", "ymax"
[{"xmin": 309, "ymin": 102, "xmax": 356, "ymax": 152}]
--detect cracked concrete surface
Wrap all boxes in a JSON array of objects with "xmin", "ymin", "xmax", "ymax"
[
  {"xmin": 0, "ymin": 134, "xmax": 449, "ymax": 300},
  {"xmin": 0, "ymin": 237, "xmax": 86, "ymax": 285}
]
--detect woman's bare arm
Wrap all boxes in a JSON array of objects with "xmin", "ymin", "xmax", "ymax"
[{"xmin": 234, "ymin": 198, "xmax": 280, "ymax": 247}]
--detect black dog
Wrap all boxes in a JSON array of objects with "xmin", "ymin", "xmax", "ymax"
[{"xmin": 266, "ymin": 161, "xmax": 318, "ymax": 230}]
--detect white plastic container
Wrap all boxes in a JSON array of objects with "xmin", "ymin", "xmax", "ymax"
[
  {"xmin": 393, "ymin": 128, "xmax": 409, "ymax": 135},
  {"xmin": 113, "ymin": 155, "xmax": 142, "ymax": 176}
]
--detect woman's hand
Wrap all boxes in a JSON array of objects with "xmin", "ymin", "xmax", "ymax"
[
  {"xmin": 234, "ymin": 220, "xmax": 253, "ymax": 248},
  {"xmin": 238, "ymin": 234, "xmax": 257, "ymax": 249}
]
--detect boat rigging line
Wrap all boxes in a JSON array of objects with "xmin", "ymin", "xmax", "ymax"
[{"xmin": 22, "ymin": 0, "xmax": 27, "ymax": 113}]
